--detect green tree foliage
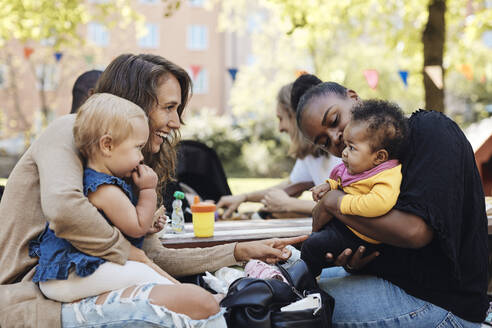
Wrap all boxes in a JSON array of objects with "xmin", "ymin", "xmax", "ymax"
[
  {"xmin": 270, "ymin": 0, "xmax": 491, "ymax": 113},
  {"xmin": 214, "ymin": 0, "xmax": 491, "ymax": 116},
  {"xmin": 0, "ymin": 0, "xmax": 144, "ymax": 135},
  {"xmin": 0, "ymin": 0, "xmax": 143, "ymax": 49}
]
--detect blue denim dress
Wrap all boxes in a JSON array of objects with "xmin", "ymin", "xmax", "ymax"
[{"xmin": 30, "ymin": 168, "xmax": 143, "ymax": 283}]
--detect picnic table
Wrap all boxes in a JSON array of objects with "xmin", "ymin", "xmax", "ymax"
[{"xmin": 159, "ymin": 218, "xmax": 312, "ymax": 248}]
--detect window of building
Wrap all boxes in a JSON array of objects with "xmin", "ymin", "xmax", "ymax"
[
  {"xmin": 0, "ymin": 65, "xmax": 7, "ymax": 89},
  {"xmin": 36, "ymin": 64, "xmax": 59, "ymax": 91},
  {"xmin": 138, "ymin": 23, "xmax": 159, "ymax": 48},
  {"xmin": 87, "ymin": 23, "xmax": 110, "ymax": 47},
  {"xmin": 192, "ymin": 68, "xmax": 208, "ymax": 94},
  {"xmin": 188, "ymin": 0, "xmax": 205, "ymax": 7},
  {"xmin": 187, "ymin": 25, "xmax": 208, "ymax": 50}
]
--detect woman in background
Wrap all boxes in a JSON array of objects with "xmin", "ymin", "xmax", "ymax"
[{"xmin": 217, "ymin": 78, "xmax": 341, "ymax": 218}]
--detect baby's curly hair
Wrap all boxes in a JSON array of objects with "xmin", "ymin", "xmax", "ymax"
[{"xmin": 351, "ymin": 99, "xmax": 408, "ymax": 160}]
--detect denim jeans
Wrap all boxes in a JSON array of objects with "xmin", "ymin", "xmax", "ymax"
[
  {"xmin": 319, "ymin": 267, "xmax": 480, "ymax": 328},
  {"xmin": 61, "ymin": 283, "xmax": 227, "ymax": 328}
]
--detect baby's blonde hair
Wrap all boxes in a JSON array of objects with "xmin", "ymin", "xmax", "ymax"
[{"xmin": 73, "ymin": 93, "xmax": 147, "ymax": 159}]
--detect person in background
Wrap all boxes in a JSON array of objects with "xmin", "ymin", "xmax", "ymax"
[
  {"xmin": 70, "ymin": 69, "xmax": 103, "ymax": 114},
  {"xmin": 217, "ymin": 79, "xmax": 341, "ymax": 218}
]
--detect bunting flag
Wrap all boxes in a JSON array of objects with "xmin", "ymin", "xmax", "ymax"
[
  {"xmin": 54, "ymin": 52, "xmax": 63, "ymax": 62},
  {"xmin": 228, "ymin": 68, "xmax": 238, "ymax": 81},
  {"xmin": 296, "ymin": 70, "xmax": 308, "ymax": 77},
  {"xmin": 363, "ymin": 69, "xmax": 379, "ymax": 90},
  {"xmin": 23, "ymin": 47, "xmax": 34, "ymax": 59},
  {"xmin": 398, "ymin": 70, "xmax": 409, "ymax": 87},
  {"xmin": 459, "ymin": 64, "xmax": 473, "ymax": 81},
  {"xmin": 190, "ymin": 65, "xmax": 202, "ymax": 79},
  {"xmin": 424, "ymin": 65, "xmax": 443, "ymax": 89},
  {"xmin": 84, "ymin": 55, "xmax": 94, "ymax": 65}
]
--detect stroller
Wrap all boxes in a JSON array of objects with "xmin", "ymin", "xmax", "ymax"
[{"xmin": 162, "ymin": 140, "xmax": 232, "ymax": 222}]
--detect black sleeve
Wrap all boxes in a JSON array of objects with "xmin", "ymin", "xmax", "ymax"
[{"xmin": 394, "ymin": 110, "xmax": 486, "ymax": 280}]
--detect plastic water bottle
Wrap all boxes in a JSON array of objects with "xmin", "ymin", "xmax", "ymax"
[{"xmin": 171, "ymin": 191, "xmax": 185, "ymax": 234}]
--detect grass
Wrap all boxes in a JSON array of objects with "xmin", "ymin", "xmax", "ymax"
[
  {"xmin": 228, "ymin": 178, "xmax": 283, "ymax": 195},
  {"xmin": 227, "ymin": 178, "xmax": 283, "ymax": 212}
]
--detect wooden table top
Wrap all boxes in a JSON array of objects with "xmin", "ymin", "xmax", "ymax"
[{"xmin": 159, "ymin": 218, "xmax": 312, "ymax": 248}]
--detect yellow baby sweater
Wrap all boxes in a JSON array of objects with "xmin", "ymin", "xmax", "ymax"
[{"xmin": 327, "ymin": 164, "xmax": 402, "ymax": 243}]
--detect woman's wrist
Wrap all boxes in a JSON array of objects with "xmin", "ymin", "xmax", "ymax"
[{"xmin": 233, "ymin": 242, "xmax": 249, "ymax": 262}]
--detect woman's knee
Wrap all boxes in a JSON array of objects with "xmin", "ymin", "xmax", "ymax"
[{"xmin": 149, "ymin": 283, "xmax": 220, "ymax": 320}]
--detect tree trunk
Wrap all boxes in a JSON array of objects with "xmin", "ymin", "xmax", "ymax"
[{"xmin": 422, "ymin": 0, "xmax": 446, "ymax": 112}]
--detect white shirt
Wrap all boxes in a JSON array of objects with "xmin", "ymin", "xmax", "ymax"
[{"xmin": 289, "ymin": 154, "xmax": 342, "ymax": 186}]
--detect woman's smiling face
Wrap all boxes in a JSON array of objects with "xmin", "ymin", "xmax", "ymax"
[
  {"xmin": 299, "ymin": 91, "xmax": 358, "ymax": 158},
  {"xmin": 147, "ymin": 74, "xmax": 181, "ymax": 154}
]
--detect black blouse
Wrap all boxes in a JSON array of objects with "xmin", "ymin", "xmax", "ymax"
[{"xmin": 362, "ymin": 110, "xmax": 488, "ymax": 322}]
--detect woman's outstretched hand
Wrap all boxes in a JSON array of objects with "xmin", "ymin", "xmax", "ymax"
[
  {"xmin": 234, "ymin": 235, "xmax": 309, "ymax": 264},
  {"xmin": 325, "ymin": 246, "xmax": 379, "ymax": 272}
]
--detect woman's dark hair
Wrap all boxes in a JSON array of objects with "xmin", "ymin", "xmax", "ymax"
[
  {"xmin": 351, "ymin": 99, "xmax": 408, "ymax": 160},
  {"xmin": 293, "ymin": 75, "xmax": 348, "ymax": 128},
  {"xmin": 277, "ymin": 82, "xmax": 322, "ymax": 158},
  {"xmin": 94, "ymin": 54, "xmax": 193, "ymax": 201},
  {"xmin": 290, "ymin": 74, "xmax": 322, "ymax": 114}
]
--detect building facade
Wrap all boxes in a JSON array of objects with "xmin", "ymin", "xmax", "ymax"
[{"xmin": 0, "ymin": 0, "xmax": 251, "ymax": 139}]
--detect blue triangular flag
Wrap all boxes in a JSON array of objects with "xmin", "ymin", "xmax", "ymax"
[
  {"xmin": 54, "ymin": 52, "xmax": 63, "ymax": 62},
  {"xmin": 398, "ymin": 70, "xmax": 408, "ymax": 87},
  {"xmin": 228, "ymin": 68, "xmax": 238, "ymax": 81}
]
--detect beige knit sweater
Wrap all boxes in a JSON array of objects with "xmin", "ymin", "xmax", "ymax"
[{"xmin": 0, "ymin": 115, "xmax": 239, "ymax": 328}]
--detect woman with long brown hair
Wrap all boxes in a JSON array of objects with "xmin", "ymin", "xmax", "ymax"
[{"xmin": 0, "ymin": 54, "xmax": 307, "ymax": 327}]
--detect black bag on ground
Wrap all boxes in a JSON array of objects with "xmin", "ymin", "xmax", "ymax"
[{"xmin": 220, "ymin": 259, "xmax": 334, "ymax": 328}]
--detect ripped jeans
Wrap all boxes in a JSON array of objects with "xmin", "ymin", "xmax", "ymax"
[{"xmin": 61, "ymin": 283, "xmax": 227, "ymax": 328}]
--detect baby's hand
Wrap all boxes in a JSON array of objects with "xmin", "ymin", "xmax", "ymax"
[
  {"xmin": 311, "ymin": 183, "xmax": 331, "ymax": 202},
  {"xmin": 132, "ymin": 164, "xmax": 158, "ymax": 190},
  {"xmin": 148, "ymin": 205, "xmax": 167, "ymax": 234}
]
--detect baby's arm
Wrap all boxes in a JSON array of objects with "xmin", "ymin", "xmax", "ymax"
[{"xmin": 88, "ymin": 164, "xmax": 157, "ymax": 238}]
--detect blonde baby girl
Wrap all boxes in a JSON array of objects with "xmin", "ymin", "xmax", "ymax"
[{"xmin": 30, "ymin": 93, "xmax": 178, "ymax": 302}]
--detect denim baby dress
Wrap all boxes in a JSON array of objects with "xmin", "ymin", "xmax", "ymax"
[{"xmin": 30, "ymin": 168, "xmax": 143, "ymax": 282}]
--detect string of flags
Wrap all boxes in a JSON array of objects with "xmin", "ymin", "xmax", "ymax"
[
  {"xmin": 189, "ymin": 65, "xmax": 239, "ymax": 82},
  {"xmin": 23, "ymin": 46, "xmax": 64, "ymax": 62},
  {"xmin": 20, "ymin": 46, "xmax": 484, "ymax": 88},
  {"xmin": 356, "ymin": 65, "xmax": 483, "ymax": 90}
]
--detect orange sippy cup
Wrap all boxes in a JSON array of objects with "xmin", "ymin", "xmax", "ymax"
[{"xmin": 191, "ymin": 196, "xmax": 216, "ymax": 237}]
